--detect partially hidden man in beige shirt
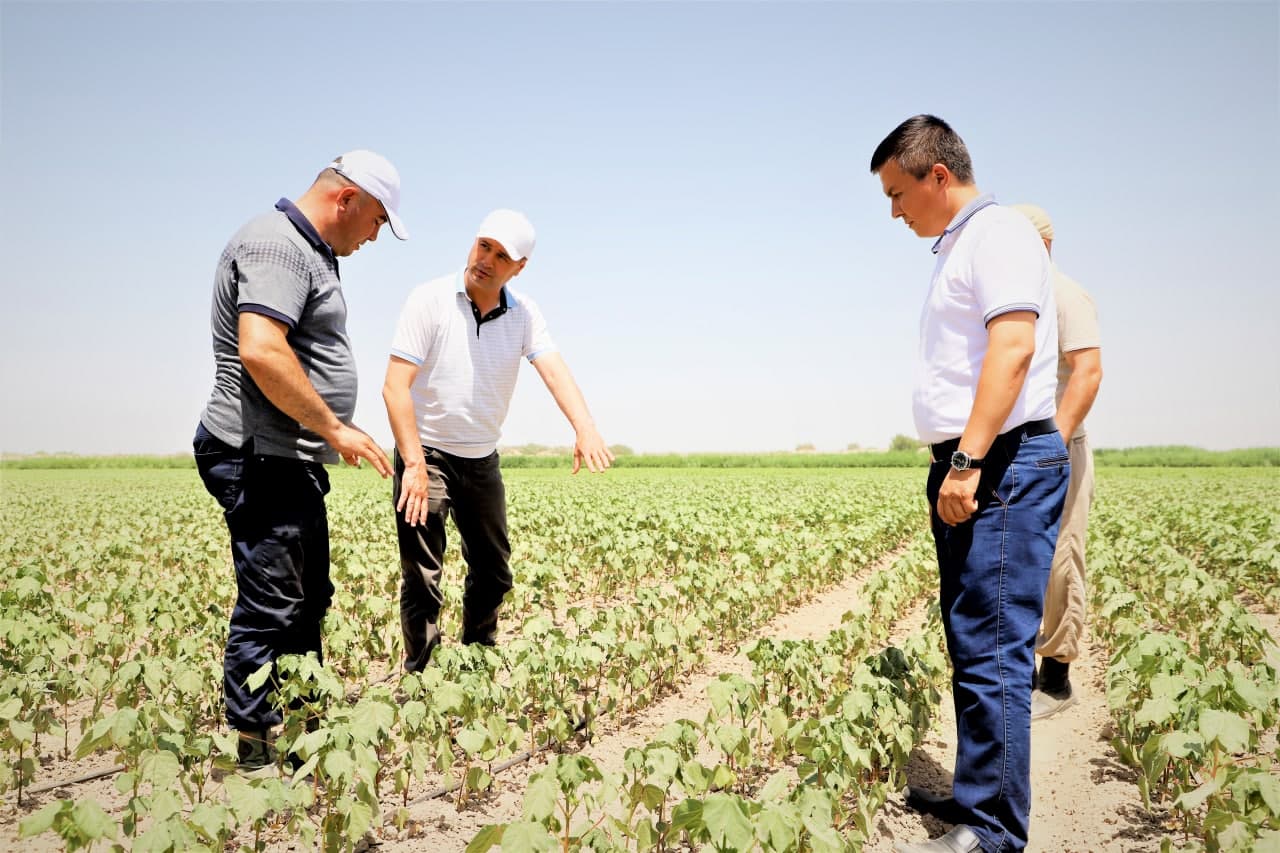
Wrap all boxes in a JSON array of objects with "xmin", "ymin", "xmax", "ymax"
[{"xmin": 1013, "ymin": 204, "xmax": 1103, "ymax": 721}]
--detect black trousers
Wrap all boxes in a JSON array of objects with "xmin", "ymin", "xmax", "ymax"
[
  {"xmin": 393, "ymin": 446, "xmax": 512, "ymax": 672},
  {"xmin": 194, "ymin": 423, "xmax": 332, "ymax": 730}
]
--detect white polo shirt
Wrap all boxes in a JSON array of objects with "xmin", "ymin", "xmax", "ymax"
[
  {"xmin": 390, "ymin": 271, "xmax": 557, "ymax": 458},
  {"xmin": 912, "ymin": 195, "xmax": 1059, "ymax": 445}
]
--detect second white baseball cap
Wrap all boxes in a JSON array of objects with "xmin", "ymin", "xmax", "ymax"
[{"xmin": 476, "ymin": 209, "xmax": 535, "ymax": 261}]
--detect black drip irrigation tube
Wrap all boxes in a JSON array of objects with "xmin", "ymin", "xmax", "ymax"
[
  {"xmin": 23, "ymin": 716, "xmax": 591, "ymax": 810},
  {"xmin": 400, "ymin": 717, "xmax": 591, "ymax": 811}
]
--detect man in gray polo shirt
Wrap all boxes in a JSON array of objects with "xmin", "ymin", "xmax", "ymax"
[
  {"xmin": 194, "ymin": 150, "xmax": 406, "ymax": 776},
  {"xmin": 382, "ymin": 209, "xmax": 613, "ymax": 672}
]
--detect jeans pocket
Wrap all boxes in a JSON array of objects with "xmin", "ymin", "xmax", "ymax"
[{"xmin": 1035, "ymin": 453, "xmax": 1071, "ymax": 468}]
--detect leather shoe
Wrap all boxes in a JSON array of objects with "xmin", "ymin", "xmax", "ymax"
[
  {"xmin": 903, "ymin": 785, "xmax": 966, "ymax": 824},
  {"xmin": 894, "ymin": 825, "xmax": 983, "ymax": 853}
]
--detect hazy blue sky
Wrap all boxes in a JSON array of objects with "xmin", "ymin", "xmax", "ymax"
[{"xmin": 2, "ymin": 1, "xmax": 1276, "ymax": 455}]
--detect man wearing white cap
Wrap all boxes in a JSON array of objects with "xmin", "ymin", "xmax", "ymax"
[
  {"xmin": 194, "ymin": 149, "xmax": 407, "ymax": 775},
  {"xmin": 1012, "ymin": 204, "xmax": 1103, "ymax": 721},
  {"xmin": 383, "ymin": 209, "xmax": 613, "ymax": 671}
]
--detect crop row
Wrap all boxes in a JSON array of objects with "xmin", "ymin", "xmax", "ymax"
[
  {"xmin": 470, "ymin": 535, "xmax": 946, "ymax": 852},
  {"xmin": 1088, "ymin": 471, "xmax": 1280, "ymax": 852},
  {"xmin": 1, "ymin": 469, "xmax": 927, "ymax": 850}
]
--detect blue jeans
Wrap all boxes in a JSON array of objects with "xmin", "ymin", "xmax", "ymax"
[
  {"xmin": 926, "ymin": 429, "xmax": 1069, "ymax": 852},
  {"xmin": 194, "ymin": 423, "xmax": 333, "ymax": 731},
  {"xmin": 392, "ymin": 447, "xmax": 512, "ymax": 672}
]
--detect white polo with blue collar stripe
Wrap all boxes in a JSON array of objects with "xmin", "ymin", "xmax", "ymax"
[
  {"xmin": 390, "ymin": 270, "xmax": 557, "ymax": 458},
  {"xmin": 913, "ymin": 195, "xmax": 1059, "ymax": 445}
]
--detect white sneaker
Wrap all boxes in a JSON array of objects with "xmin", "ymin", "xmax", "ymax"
[{"xmin": 1031, "ymin": 685, "xmax": 1078, "ymax": 721}]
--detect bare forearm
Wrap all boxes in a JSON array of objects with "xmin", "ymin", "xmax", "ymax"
[
  {"xmin": 535, "ymin": 355, "xmax": 596, "ymax": 433},
  {"xmin": 382, "ymin": 384, "xmax": 426, "ymax": 467},
  {"xmin": 242, "ymin": 345, "xmax": 345, "ymax": 442},
  {"xmin": 1056, "ymin": 359, "xmax": 1102, "ymax": 440}
]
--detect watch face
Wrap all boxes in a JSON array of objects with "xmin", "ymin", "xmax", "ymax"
[{"xmin": 951, "ymin": 451, "xmax": 971, "ymax": 470}]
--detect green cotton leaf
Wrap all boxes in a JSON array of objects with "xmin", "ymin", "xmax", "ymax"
[
  {"xmin": 1159, "ymin": 730, "xmax": 1204, "ymax": 760},
  {"xmin": 455, "ymin": 725, "xmax": 490, "ymax": 757},
  {"xmin": 1259, "ymin": 773, "xmax": 1280, "ymax": 818},
  {"xmin": 1228, "ymin": 666, "xmax": 1272, "ymax": 715},
  {"xmin": 324, "ymin": 749, "xmax": 356, "ymax": 785},
  {"xmin": 669, "ymin": 798, "xmax": 705, "ymax": 837},
  {"xmin": 188, "ymin": 802, "xmax": 230, "ymax": 842},
  {"xmin": 0, "ymin": 696, "xmax": 22, "ymax": 720},
  {"xmin": 1174, "ymin": 775, "xmax": 1225, "ymax": 812},
  {"xmin": 523, "ymin": 773, "xmax": 558, "ymax": 823},
  {"xmin": 806, "ymin": 822, "xmax": 845, "ymax": 853},
  {"xmin": 639, "ymin": 783, "xmax": 667, "ymax": 813},
  {"xmin": 464, "ymin": 824, "xmax": 505, "ymax": 853},
  {"xmin": 646, "ymin": 745, "xmax": 680, "ymax": 781},
  {"xmin": 140, "ymin": 749, "xmax": 182, "ymax": 789},
  {"xmin": 173, "ymin": 666, "xmax": 204, "ymax": 698},
  {"xmin": 758, "ymin": 770, "xmax": 792, "ymax": 802},
  {"xmin": 498, "ymin": 820, "xmax": 556, "ymax": 852},
  {"xmin": 1198, "ymin": 709, "xmax": 1252, "ymax": 754},
  {"xmin": 245, "ymin": 661, "xmax": 273, "ymax": 694},
  {"xmin": 1134, "ymin": 695, "xmax": 1180, "ymax": 727},
  {"xmin": 711, "ymin": 763, "xmax": 738, "ymax": 791},
  {"xmin": 680, "ymin": 760, "xmax": 711, "ymax": 794},
  {"xmin": 133, "ymin": 821, "xmax": 183, "ymax": 853},
  {"xmin": 8, "ymin": 718, "xmax": 35, "ymax": 744},
  {"xmin": 434, "ymin": 681, "xmax": 468, "ymax": 715},
  {"xmin": 1231, "ymin": 768, "xmax": 1280, "ymax": 818},
  {"xmin": 755, "ymin": 802, "xmax": 801, "ymax": 852},
  {"xmin": 350, "ymin": 699, "xmax": 396, "ymax": 744},
  {"xmin": 702, "ymin": 793, "xmax": 754, "ymax": 852},
  {"xmin": 707, "ymin": 679, "xmax": 735, "ymax": 717},
  {"xmin": 19, "ymin": 801, "xmax": 66, "ymax": 838},
  {"xmin": 148, "ymin": 789, "xmax": 184, "ymax": 823},
  {"xmin": 224, "ymin": 775, "xmax": 272, "ymax": 823},
  {"xmin": 110, "ymin": 707, "xmax": 139, "ymax": 747},
  {"xmin": 341, "ymin": 798, "xmax": 374, "ymax": 842},
  {"xmin": 70, "ymin": 799, "xmax": 118, "ymax": 842},
  {"xmin": 1252, "ymin": 829, "xmax": 1280, "ymax": 853}
]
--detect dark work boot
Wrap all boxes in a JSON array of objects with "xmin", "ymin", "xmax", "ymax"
[
  {"xmin": 903, "ymin": 786, "xmax": 966, "ymax": 824},
  {"xmin": 460, "ymin": 607, "xmax": 500, "ymax": 646},
  {"xmin": 236, "ymin": 730, "xmax": 278, "ymax": 779}
]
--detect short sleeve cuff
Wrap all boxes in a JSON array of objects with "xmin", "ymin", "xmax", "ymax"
[
  {"xmin": 984, "ymin": 303, "xmax": 1040, "ymax": 325},
  {"xmin": 390, "ymin": 348, "xmax": 424, "ymax": 366},
  {"xmin": 240, "ymin": 303, "xmax": 297, "ymax": 329}
]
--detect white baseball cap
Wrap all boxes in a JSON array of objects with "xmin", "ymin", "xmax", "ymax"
[
  {"xmin": 476, "ymin": 209, "xmax": 535, "ymax": 261},
  {"xmin": 329, "ymin": 150, "xmax": 408, "ymax": 240}
]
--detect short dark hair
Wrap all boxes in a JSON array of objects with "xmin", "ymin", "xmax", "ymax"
[{"xmin": 869, "ymin": 114, "xmax": 974, "ymax": 183}]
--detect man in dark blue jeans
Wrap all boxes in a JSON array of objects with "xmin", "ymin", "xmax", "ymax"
[
  {"xmin": 871, "ymin": 115, "xmax": 1069, "ymax": 852},
  {"xmin": 195, "ymin": 150, "xmax": 406, "ymax": 776}
]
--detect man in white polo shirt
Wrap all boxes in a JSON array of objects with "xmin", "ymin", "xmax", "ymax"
[
  {"xmin": 870, "ymin": 116, "xmax": 1070, "ymax": 853},
  {"xmin": 382, "ymin": 209, "xmax": 613, "ymax": 672}
]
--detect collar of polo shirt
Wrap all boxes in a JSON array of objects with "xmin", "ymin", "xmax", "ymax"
[{"xmin": 931, "ymin": 193, "xmax": 998, "ymax": 255}]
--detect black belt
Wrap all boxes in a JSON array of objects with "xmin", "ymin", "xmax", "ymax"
[{"xmin": 930, "ymin": 418, "xmax": 1058, "ymax": 462}]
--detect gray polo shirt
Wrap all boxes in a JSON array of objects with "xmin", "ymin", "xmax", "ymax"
[{"xmin": 199, "ymin": 199, "xmax": 356, "ymax": 464}]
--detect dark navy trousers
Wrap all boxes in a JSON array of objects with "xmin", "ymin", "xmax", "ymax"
[
  {"xmin": 927, "ymin": 428, "xmax": 1069, "ymax": 852},
  {"xmin": 194, "ymin": 422, "xmax": 333, "ymax": 731}
]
